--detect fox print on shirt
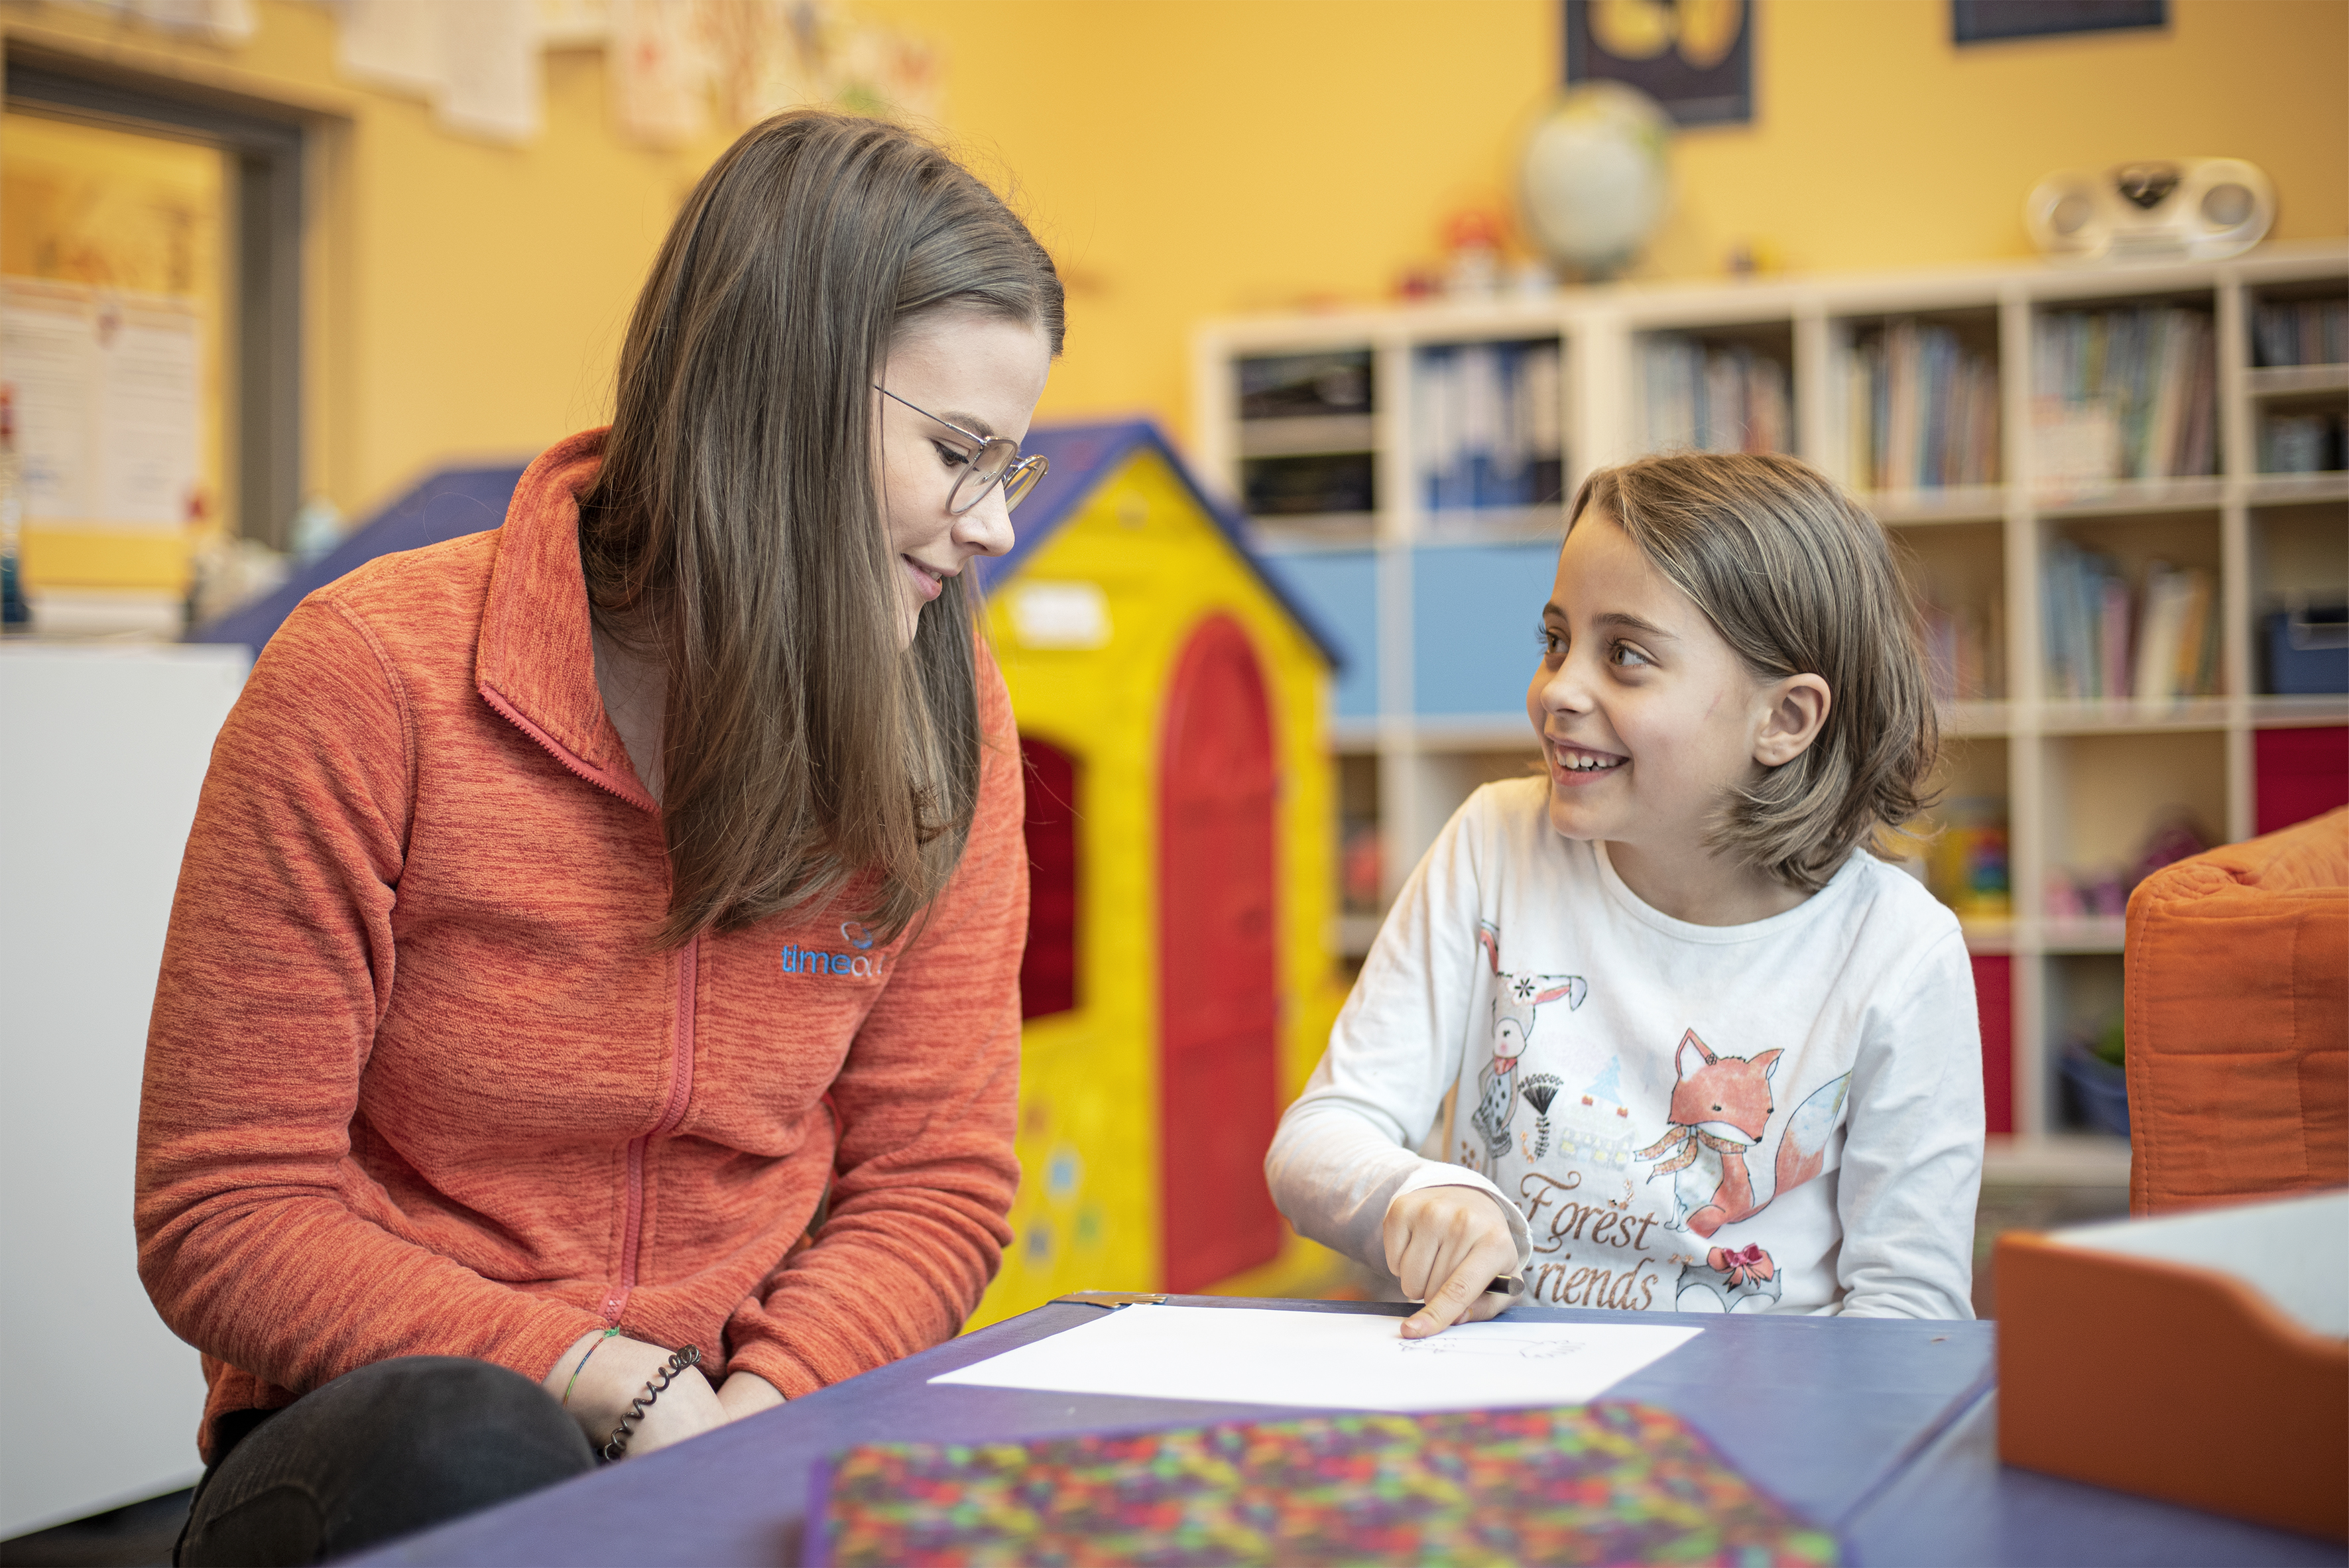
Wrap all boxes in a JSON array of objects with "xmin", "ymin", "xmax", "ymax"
[
  {"xmin": 1462, "ymin": 923, "xmax": 1853, "ymax": 1315},
  {"xmin": 1634, "ymin": 1030, "xmax": 1852, "ymax": 1238}
]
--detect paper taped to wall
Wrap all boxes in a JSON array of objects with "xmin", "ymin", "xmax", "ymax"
[{"xmin": 931, "ymin": 1305, "xmax": 1699, "ymax": 1412}]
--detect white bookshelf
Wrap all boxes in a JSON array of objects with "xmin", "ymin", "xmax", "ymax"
[{"xmin": 1195, "ymin": 239, "xmax": 2349, "ymax": 1172}]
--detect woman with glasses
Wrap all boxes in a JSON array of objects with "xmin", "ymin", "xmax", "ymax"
[{"xmin": 138, "ymin": 111, "xmax": 1061, "ymax": 1565}]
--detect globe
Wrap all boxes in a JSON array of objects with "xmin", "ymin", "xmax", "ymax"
[{"xmin": 1520, "ymin": 82, "xmax": 1673, "ymax": 280}]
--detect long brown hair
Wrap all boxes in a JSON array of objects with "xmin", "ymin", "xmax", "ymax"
[
  {"xmin": 1567, "ymin": 452, "xmax": 1939, "ymax": 892},
  {"xmin": 580, "ymin": 111, "xmax": 1064, "ymax": 945}
]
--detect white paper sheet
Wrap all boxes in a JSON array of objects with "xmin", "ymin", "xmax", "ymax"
[
  {"xmin": 932, "ymin": 1306, "xmax": 1699, "ymax": 1414},
  {"xmin": 1, "ymin": 280, "xmax": 199, "ymax": 530}
]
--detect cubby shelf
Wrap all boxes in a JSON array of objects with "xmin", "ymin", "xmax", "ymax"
[
  {"xmin": 1866, "ymin": 485, "xmax": 2008, "ymax": 525},
  {"xmin": 2247, "ymin": 363, "xmax": 2349, "ymax": 398},
  {"xmin": 1197, "ymin": 240, "xmax": 2349, "ymax": 1156}
]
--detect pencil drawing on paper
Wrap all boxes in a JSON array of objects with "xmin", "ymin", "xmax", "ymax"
[{"xmin": 1395, "ymin": 1332, "xmax": 1587, "ymax": 1360}]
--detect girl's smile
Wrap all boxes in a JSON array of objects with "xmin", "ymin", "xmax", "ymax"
[{"xmin": 1543, "ymin": 739, "xmax": 1628, "ymax": 782}]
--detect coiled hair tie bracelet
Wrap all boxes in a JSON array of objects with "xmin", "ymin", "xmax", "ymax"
[{"xmin": 601, "ymin": 1345, "xmax": 701, "ymax": 1461}]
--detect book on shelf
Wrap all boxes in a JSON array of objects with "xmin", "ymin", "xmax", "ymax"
[
  {"xmin": 1638, "ymin": 334, "xmax": 1790, "ymax": 457},
  {"xmin": 1919, "ymin": 595, "xmax": 2003, "ymax": 704},
  {"xmin": 2041, "ymin": 542, "xmax": 2218, "ymax": 702},
  {"xmin": 1414, "ymin": 339, "xmax": 1563, "ymax": 514},
  {"xmin": 2259, "ymin": 408, "xmax": 2348, "ymax": 474},
  {"xmin": 2253, "ymin": 298, "xmax": 2349, "ymax": 368},
  {"xmin": 2031, "ymin": 307, "xmax": 2216, "ymax": 487},
  {"xmin": 1845, "ymin": 320, "xmax": 2000, "ymax": 492}
]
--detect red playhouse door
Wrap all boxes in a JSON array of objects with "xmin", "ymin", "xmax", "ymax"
[{"xmin": 1158, "ymin": 615, "xmax": 1284, "ymax": 1292}]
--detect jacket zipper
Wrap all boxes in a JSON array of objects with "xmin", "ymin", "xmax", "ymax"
[
  {"xmin": 479, "ymin": 681, "xmax": 684, "ymax": 1326},
  {"xmin": 605, "ymin": 933, "xmax": 697, "ymax": 1323}
]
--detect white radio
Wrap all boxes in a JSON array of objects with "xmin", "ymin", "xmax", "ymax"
[{"xmin": 2025, "ymin": 159, "xmax": 2275, "ymax": 265}]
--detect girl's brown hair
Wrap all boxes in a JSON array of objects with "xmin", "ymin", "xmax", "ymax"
[
  {"xmin": 581, "ymin": 111, "xmax": 1063, "ymax": 945},
  {"xmin": 1567, "ymin": 452, "xmax": 1937, "ymax": 892}
]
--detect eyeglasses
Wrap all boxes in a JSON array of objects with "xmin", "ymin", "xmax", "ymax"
[{"xmin": 874, "ymin": 385, "xmax": 1048, "ymax": 515}]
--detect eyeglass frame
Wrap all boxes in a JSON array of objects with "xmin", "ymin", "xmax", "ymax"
[{"xmin": 873, "ymin": 385, "xmax": 1048, "ymax": 516}]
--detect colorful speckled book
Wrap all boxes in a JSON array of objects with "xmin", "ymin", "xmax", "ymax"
[{"xmin": 808, "ymin": 1401, "xmax": 1838, "ymax": 1567}]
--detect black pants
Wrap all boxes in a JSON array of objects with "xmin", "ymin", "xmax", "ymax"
[{"xmin": 176, "ymin": 1357, "xmax": 595, "ymax": 1565}]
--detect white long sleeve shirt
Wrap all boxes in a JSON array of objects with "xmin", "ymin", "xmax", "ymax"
[{"xmin": 1268, "ymin": 778, "xmax": 1982, "ymax": 1319}]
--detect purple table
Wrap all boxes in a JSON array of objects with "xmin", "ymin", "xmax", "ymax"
[{"xmin": 347, "ymin": 1296, "xmax": 2336, "ymax": 1566}]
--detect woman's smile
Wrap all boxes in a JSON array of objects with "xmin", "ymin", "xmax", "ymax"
[{"xmin": 901, "ymin": 554, "xmax": 951, "ymax": 603}]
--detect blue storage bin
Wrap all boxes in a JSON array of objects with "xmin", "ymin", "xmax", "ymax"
[
  {"xmin": 2265, "ymin": 606, "xmax": 2349, "ymax": 695},
  {"xmin": 1412, "ymin": 542, "xmax": 1559, "ymax": 718},
  {"xmin": 1256, "ymin": 548, "xmax": 1378, "ymax": 719}
]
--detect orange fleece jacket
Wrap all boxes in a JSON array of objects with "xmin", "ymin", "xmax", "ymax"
[{"xmin": 136, "ymin": 430, "xmax": 1025, "ymax": 1463}]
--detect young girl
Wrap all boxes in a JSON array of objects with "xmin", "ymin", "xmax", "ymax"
[{"xmin": 1267, "ymin": 452, "xmax": 1982, "ymax": 1337}]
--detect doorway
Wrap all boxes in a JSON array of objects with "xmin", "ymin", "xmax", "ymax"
[{"xmin": 1157, "ymin": 614, "xmax": 1283, "ymax": 1291}]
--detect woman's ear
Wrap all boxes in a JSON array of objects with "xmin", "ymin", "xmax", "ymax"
[{"xmin": 1753, "ymin": 673, "xmax": 1831, "ymax": 768}]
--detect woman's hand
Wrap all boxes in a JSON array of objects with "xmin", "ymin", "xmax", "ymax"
[
  {"xmin": 543, "ymin": 1330, "xmax": 727, "ymax": 1458},
  {"xmin": 1383, "ymin": 1186, "xmax": 1522, "ymax": 1339},
  {"xmin": 717, "ymin": 1369, "xmax": 786, "ymax": 1422}
]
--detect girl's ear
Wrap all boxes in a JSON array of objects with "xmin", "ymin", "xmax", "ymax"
[{"xmin": 1753, "ymin": 673, "xmax": 1831, "ymax": 768}]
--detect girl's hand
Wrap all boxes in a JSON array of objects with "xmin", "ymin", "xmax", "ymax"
[
  {"xmin": 544, "ymin": 1329, "xmax": 727, "ymax": 1458},
  {"xmin": 1383, "ymin": 1187, "xmax": 1522, "ymax": 1339},
  {"xmin": 717, "ymin": 1369, "xmax": 787, "ymax": 1422}
]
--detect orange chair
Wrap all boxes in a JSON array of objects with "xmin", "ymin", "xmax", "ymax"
[{"xmin": 2124, "ymin": 805, "xmax": 2348, "ymax": 1217}]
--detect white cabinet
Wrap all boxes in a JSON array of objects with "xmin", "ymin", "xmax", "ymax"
[{"xmin": 0, "ymin": 643, "xmax": 248, "ymax": 1536}]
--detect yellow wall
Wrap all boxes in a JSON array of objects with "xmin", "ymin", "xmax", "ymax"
[
  {"xmin": 869, "ymin": 0, "xmax": 2348, "ymax": 440},
  {"xmin": 5, "ymin": 0, "xmax": 2338, "ymax": 520},
  {"xmin": 971, "ymin": 445, "xmax": 1344, "ymax": 1327}
]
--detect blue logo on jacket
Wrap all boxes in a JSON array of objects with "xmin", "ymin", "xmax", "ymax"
[{"xmin": 781, "ymin": 922, "xmax": 884, "ymax": 979}]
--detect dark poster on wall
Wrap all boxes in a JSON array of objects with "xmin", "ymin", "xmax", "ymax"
[
  {"xmin": 1563, "ymin": 0, "xmax": 1752, "ymax": 127},
  {"xmin": 1951, "ymin": 0, "xmax": 2167, "ymax": 45}
]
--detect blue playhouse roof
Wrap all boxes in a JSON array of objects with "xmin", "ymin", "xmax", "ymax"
[
  {"xmin": 190, "ymin": 418, "xmax": 1336, "ymax": 667},
  {"xmin": 188, "ymin": 461, "xmax": 528, "ymax": 651},
  {"xmin": 975, "ymin": 418, "xmax": 1340, "ymax": 667}
]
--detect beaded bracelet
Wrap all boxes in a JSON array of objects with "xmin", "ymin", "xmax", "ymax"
[{"xmin": 601, "ymin": 1345, "xmax": 701, "ymax": 1462}]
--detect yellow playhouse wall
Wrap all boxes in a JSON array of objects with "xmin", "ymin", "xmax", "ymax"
[{"xmin": 969, "ymin": 446, "xmax": 1345, "ymax": 1329}]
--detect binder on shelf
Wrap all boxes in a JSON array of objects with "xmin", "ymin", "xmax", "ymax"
[
  {"xmin": 1996, "ymin": 1189, "xmax": 2347, "ymax": 1543},
  {"xmin": 1415, "ymin": 339, "xmax": 1563, "ymax": 515}
]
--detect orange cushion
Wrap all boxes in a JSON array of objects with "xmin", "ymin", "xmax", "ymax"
[{"xmin": 2125, "ymin": 806, "xmax": 2348, "ymax": 1216}]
